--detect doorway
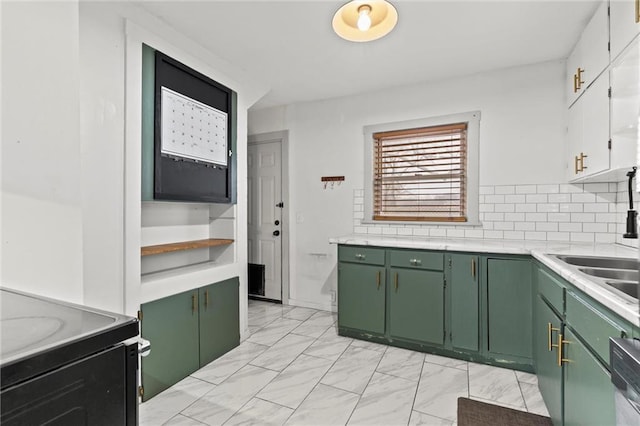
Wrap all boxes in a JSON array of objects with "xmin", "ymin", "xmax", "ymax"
[{"xmin": 247, "ymin": 131, "xmax": 289, "ymax": 303}]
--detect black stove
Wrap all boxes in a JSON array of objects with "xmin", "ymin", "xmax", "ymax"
[{"xmin": 1, "ymin": 287, "xmax": 139, "ymax": 425}]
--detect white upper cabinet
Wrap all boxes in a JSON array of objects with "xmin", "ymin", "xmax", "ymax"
[
  {"xmin": 567, "ymin": 2, "xmax": 610, "ymax": 107},
  {"xmin": 610, "ymin": 38, "xmax": 640, "ymax": 172},
  {"xmin": 568, "ymin": 74, "xmax": 611, "ymax": 182},
  {"xmin": 610, "ymin": 0, "xmax": 640, "ymax": 60}
]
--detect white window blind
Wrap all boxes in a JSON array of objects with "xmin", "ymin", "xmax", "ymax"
[{"xmin": 373, "ymin": 122, "xmax": 468, "ymax": 222}]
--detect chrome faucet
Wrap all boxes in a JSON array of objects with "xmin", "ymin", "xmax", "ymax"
[{"xmin": 623, "ymin": 167, "xmax": 637, "ymax": 239}]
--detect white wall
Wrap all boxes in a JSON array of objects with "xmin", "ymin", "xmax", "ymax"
[
  {"xmin": 2, "ymin": 1, "xmax": 266, "ymax": 338},
  {"xmin": 248, "ymin": 60, "xmax": 567, "ymax": 310},
  {"xmin": 1, "ymin": 1, "xmax": 84, "ymax": 303}
]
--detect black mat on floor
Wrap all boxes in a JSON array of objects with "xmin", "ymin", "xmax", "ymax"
[{"xmin": 457, "ymin": 397, "xmax": 553, "ymax": 426}]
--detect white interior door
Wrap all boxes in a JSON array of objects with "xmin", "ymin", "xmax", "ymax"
[{"xmin": 248, "ymin": 141, "xmax": 282, "ymax": 301}]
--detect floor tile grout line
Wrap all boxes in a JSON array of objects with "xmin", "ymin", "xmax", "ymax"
[
  {"xmin": 343, "ymin": 344, "xmax": 389, "ymax": 425},
  {"xmin": 408, "ymin": 353, "xmax": 427, "ymax": 425}
]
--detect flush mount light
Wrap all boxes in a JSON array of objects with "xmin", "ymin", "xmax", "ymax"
[{"xmin": 332, "ymin": 0, "xmax": 398, "ymax": 42}]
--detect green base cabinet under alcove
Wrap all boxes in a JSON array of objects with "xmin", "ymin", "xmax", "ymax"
[{"xmin": 141, "ymin": 277, "xmax": 240, "ymax": 401}]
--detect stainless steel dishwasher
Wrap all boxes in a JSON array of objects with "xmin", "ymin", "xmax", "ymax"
[{"xmin": 610, "ymin": 337, "xmax": 640, "ymax": 425}]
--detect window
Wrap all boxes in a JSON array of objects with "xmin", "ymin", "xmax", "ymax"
[{"xmin": 364, "ymin": 112, "xmax": 479, "ymax": 224}]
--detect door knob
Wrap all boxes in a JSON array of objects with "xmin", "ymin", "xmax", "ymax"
[
  {"xmin": 273, "ymin": 230, "xmax": 280, "ymax": 236},
  {"xmin": 274, "ymin": 220, "xmax": 280, "ymax": 225}
]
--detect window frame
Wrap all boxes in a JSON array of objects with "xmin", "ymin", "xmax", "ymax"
[{"xmin": 363, "ymin": 111, "xmax": 480, "ymax": 225}]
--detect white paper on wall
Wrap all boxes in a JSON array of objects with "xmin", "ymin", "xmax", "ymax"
[{"xmin": 160, "ymin": 86, "xmax": 228, "ymax": 166}]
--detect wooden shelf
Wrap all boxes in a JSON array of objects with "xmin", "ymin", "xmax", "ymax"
[{"xmin": 141, "ymin": 238, "xmax": 234, "ymax": 256}]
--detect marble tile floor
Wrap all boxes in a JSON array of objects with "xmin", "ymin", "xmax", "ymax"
[{"xmin": 140, "ymin": 300, "xmax": 549, "ymax": 426}]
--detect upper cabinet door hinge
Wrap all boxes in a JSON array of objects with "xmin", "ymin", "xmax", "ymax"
[
  {"xmin": 137, "ymin": 310, "xmax": 143, "ymax": 321},
  {"xmin": 138, "ymin": 386, "xmax": 144, "ymax": 398},
  {"xmin": 448, "ymin": 257, "xmax": 452, "ymax": 268},
  {"xmin": 608, "ymin": 87, "xmax": 612, "ymax": 98},
  {"xmin": 608, "ymin": 139, "xmax": 612, "ymax": 150},
  {"xmin": 608, "ymin": 41, "xmax": 611, "ymax": 52}
]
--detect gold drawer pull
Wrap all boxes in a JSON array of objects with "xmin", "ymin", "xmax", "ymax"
[
  {"xmin": 547, "ymin": 322, "xmax": 560, "ymax": 352},
  {"xmin": 471, "ymin": 258, "xmax": 476, "ymax": 280},
  {"xmin": 557, "ymin": 334, "xmax": 572, "ymax": 366}
]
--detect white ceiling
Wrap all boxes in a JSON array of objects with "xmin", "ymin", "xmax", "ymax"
[{"xmin": 136, "ymin": 0, "xmax": 600, "ymax": 110}]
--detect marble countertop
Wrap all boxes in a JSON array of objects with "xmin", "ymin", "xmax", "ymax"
[{"xmin": 330, "ymin": 234, "xmax": 640, "ymax": 327}]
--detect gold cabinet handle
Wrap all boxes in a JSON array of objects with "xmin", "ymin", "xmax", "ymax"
[
  {"xmin": 471, "ymin": 258, "xmax": 476, "ymax": 280},
  {"xmin": 580, "ymin": 152, "xmax": 588, "ymax": 170},
  {"xmin": 573, "ymin": 73, "xmax": 579, "ymax": 93},
  {"xmin": 204, "ymin": 290, "xmax": 209, "ymax": 309},
  {"xmin": 574, "ymin": 155, "xmax": 580, "ymax": 174},
  {"xmin": 192, "ymin": 293, "xmax": 198, "ymax": 314},
  {"xmin": 376, "ymin": 271, "xmax": 381, "ymax": 290},
  {"xmin": 557, "ymin": 334, "xmax": 572, "ymax": 366},
  {"xmin": 547, "ymin": 322, "xmax": 560, "ymax": 352},
  {"xmin": 394, "ymin": 272, "xmax": 399, "ymax": 293},
  {"xmin": 576, "ymin": 67, "xmax": 584, "ymax": 89}
]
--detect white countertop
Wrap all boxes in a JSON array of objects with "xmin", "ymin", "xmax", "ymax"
[{"xmin": 330, "ymin": 234, "xmax": 640, "ymax": 327}]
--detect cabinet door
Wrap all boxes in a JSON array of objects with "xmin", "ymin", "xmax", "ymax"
[
  {"xmin": 610, "ymin": 0, "xmax": 640, "ymax": 60},
  {"xmin": 449, "ymin": 253, "xmax": 479, "ymax": 351},
  {"xmin": 338, "ymin": 262, "xmax": 386, "ymax": 334},
  {"xmin": 580, "ymin": 74, "xmax": 610, "ymax": 178},
  {"xmin": 610, "ymin": 38, "xmax": 640, "ymax": 171},
  {"xmin": 534, "ymin": 296, "xmax": 562, "ymax": 426},
  {"xmin": 389, "ymin": 268, "xmax": 444, "ymax": 345},
  {"xmin": 567, "ymin": 2, "xmax": 609, "ymax": 105},
  {"xmin": 486, "ymin": 258, "xmax": 532, "ymax": 359},
  {"xmin": 199, "ymin": 277, "xmax": 240, "ymax": 367},
  {"xmin": 141, "ymin": 290, "xmax": 200, "ymax": 401},
  {"xmin": 568, "ymin": 74, "xmax": 610, "ymax": 182},
  {"xmin": 562, "ymin": 327, "xmax": 616, "ymax": 426}
]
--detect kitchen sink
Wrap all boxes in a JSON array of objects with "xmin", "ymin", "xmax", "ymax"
[
  {"xmin": 578, "ymin": 267, "xmax": 639, "ymax": 282},
  {"xmin": 605, "ymin": 281, "xmax": 639, "ymax": 299},
  {"xmin": 555, "ymin": 255, "xmax": 639, "ymax": 270},
  {"xmin": 552, "ymin": 254, "xmax": 638, "ymax": 301}
]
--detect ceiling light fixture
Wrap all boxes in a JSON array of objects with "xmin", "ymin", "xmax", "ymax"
[{"xmin": 332, "ymin": 1, "xmax": 398, "ymax": 42}]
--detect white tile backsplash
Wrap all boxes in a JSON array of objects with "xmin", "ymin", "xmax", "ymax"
[{"xmin": 355, "ymin": 182, "xmax": 640, "ymax": 245}]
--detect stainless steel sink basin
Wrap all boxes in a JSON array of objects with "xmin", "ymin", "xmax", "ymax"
[
  {"xmin": 555, "ymin": 255, "xmax": 639, "ymax": 270},
  {"xmin": 579, "ymin": 267, "xmax": 639, "ymax": 282},
  {"xmin": 552, "ymin": 254, "xmax": 638, "ymax": 301},
  {"xmin": 605, "ymin": 281, "xmax": 639, "ymax": 299}
]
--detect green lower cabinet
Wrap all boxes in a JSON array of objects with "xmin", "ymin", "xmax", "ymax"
[
  {"xmin": 534, "ymin": 295, "xmax": 563, "ymax": 426},
  {"xmin": 338, "ymin": 262, "xmax": 385, "ymax": 334},
  {"xmin": 141, "ymin": 289, "xmax": 200, "ymax": 401},
  {"xmin": 562, "ymin": 327, "xmax": 616, "ymax": 426},
  {"xmin": 486, "ymin": 258, "xmax": 532, "ymax": 360},
  {"xmin": 141, "ymin": 278, "xmax": 240, "ymax": 401},
  {"xmin": 199, "ymin": 277, "xmax": 240, "ymax": 367},
  {"xmin": 449, "ymin": 254, "xmax": 479, "ymax": 351},
  {"xmin": 389, "ymin": 268, "xmax": 444, "ymax": 345}
]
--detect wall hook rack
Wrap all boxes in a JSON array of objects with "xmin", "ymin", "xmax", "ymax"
[{"xmin": 321, "ymin": 175, "xmax": 345, "ymax": 189}]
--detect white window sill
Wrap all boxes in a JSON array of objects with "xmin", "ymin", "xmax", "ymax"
[{"xmin": 360, "ymin": 220, "xmax": 483, "ymax": 227}]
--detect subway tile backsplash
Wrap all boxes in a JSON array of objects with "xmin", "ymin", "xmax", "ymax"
[{"xmin": 353, "ymin": 182, "xmax": 639, "ymax": 248}]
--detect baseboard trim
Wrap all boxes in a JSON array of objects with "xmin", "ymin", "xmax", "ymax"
[{"xmin": 287, "ymin": 298, "xmax": 336, "ymax": 313}]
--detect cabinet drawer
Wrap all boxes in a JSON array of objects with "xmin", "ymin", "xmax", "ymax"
[
  {"xmin": 565, "ymin": 291, "xmax": 632, "ymax": 366},
  {"xmin": 338, "ymin": 245, "xmax": 385, "ymax": 266},
  {"xmin": 536, "ymin": 268, "xmax": 565, "ymax": 315},
  {"xmin": 389, "ymin": 249, "xmax": 443, "ymax": 271}
]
